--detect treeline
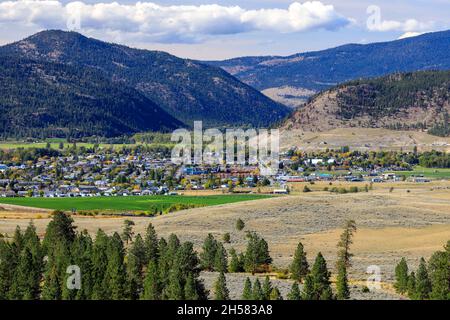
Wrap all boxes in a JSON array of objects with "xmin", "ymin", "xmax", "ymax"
[
  {"xmin": 0, "ymin": 213, "xmax": 364, "ymax": 300},
  {"xmin": 418, "ymin": 151, "xmax": 450, "ymax": 168},
  {"xmin": 394, "ymin": 242, "xmax": 449, "ymax": 300}
]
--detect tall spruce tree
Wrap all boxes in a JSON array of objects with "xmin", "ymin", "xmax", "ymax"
[
  {"xmin": 407, "ymin": 271, "xmax": 417, "ymax": 299},
  {"xmin": 91, "ymin": 229, "xmax": 110, "ymax": 299},
  {"xmin": 394, "ymin": 258, "xmax": 409, "ymax": 294},
  {"xmin": 428, "ymin": 249, "xmax": 450, "ymax": 300},
  {"xmin": 335, "ymin": 220, "xmax": 356, "ymax": 300},
  {"xmin": 0, "ymin": 239, "xmax": 15, "ymax": 299},
  {"xmin": 104, "ymin": 233, "xmax": 127, "ymax": 300},
  {"xmin": 303, "ymin": 252, "xmax": 333, "ymax": 300},
  {"xmin": 228, "ymin": 248, "xmax": 241, "ymax": 273},
  {"xmin": 336, "ymin": 263, "xmax": 350, "ymax": 300},
  {"xmin": 252, "ymin": 278, "xmax": 264, "ymax": 300},
  {"xmin": 214, "ymin": 272, "xmax": 229, "ymax": 300},
  {"xmin": 214, "ymin": 242, "xmax": 228, "ymax": 273},
  {"xmin": 290, "ymin": 242, "xmax": 309, "ymax": 282},
  {"xmin": 127, "ymin": 234, "xmax": 146, "ymax": 299},
  {"xmin": 415, "ymin": 258, "xmax": 432, "ymax": 300},
  {"xmin": 184, "ymin": 273, "xmax": 199, "ymax": 300},
  {"xmin": 142, "ymin": 260, "xmax": 160, "ymax": 300},
  {"xmin": 242, "ymin": 277, "xmax": 252, "ymax": 300},
  {"xmin": 144, "ymin": 223, "xmax": 159, "ymax": 264},
  {"xmin": 200, "ymin": 234, "xmax": 218, "ymax": 271}
]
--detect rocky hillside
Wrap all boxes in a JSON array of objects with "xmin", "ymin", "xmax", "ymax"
[
  {"xmin": 282, "ymin": 71, "xmax": 450, "ymax": 135},
  {"xmin": 0, "ymin": 30, "xmax": 289, "ymax": 128}
]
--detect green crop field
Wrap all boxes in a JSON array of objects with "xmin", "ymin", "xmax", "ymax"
[
  {"xmin": 390, "ymin": 166, "xmax": 450, "ymax": 179},
  {"xmin": 0, "ymin": 194, "xmax": 271, "ymax": 213}
]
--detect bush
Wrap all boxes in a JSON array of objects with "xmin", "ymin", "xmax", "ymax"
[
  {"xmin": 303, "ymin": 185, "xmax": 312, "ymax": 193},
  {"xmin": 349, "ymin": 186, "xmax": 358, "ymax": 193},
  {"xmin": 223, "ymin": 233, "xmax": 231, "ymax": 243},
  {"xmin": 236, "ymin": 218, "xmax": 245, "ymax": 231}
]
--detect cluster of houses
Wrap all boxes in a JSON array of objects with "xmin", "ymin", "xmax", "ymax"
[{"xmin": 0, "ymin": 151, "xmax": 433, "ymax": 198}]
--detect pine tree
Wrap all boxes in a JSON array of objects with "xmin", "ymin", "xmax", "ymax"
[
  {"xmin": 287, "ymin": 282, "xmax": 301, "ymax": 300},
  {"xmin": 269, "ymin": 287, "xmax": 283, "ymax": 300},
  {"xmin": 157, "ymin": 238, "xmax": 170, "ymax": 300},
  {"xmin": 167, "ymin": 267, "xmax": 183, "ymax": 300},
  {"xmin": 214, "ymin": 272, "xmax": 229, "ymax": 300},
  {"xmin": 290, "ymin": 242, "xmax": 309, "ymax": 282},
  {"xmin": 428, "ymin": 249, "xmax": 450, "ymax": 300},
  {"xmin": 71, "ymin": 230, "xmax": 93, "ymax": 300},
  {"xmin": 252, "ymin": 278, "xmax": 264, "ymax": 300},
  {"xmin": 394, "ymin": 258, "xmax": 409, "ymax": 294},
  {"xmin": 142, "ymin": 260, "xmax": 160, "ymax": 300},
  {"xmin": 121, "ymin": 220, "xmax": 135, "ymax": 244},
  {"xmin": 244, "ymin": 232, "xmax": 272, "ymax": 274},
  {"xmin": 200, "ymin": 234, "xmax": 218, "ymax": 271},
  {"xmin": 214, "ymin": 242, "xmax": 228, "ymax": 273},
  {"xmin": 228, "ymin": 248, "xmax": 241, "ymax": 273},
  {"xmin": 104, "ymin": 233, "xmax": 127, "ymax": 300},
  {"xmin": 0, "ymin": 239, "xmax": 16, "ymax": 299},
  {"xmin": 41, "ymin": 242, "xmax": 70, "ymax": 300},
  {"xmin": 242, "ymin": 278, "xmax": 252, "ymax": 300},
  {"xmin": 336, "ymin": 262, "xmax": 350, "ymax": 300},
  {"xmin": 407, "ymin": 271, "xmax": 416, "ymax": 299},
  {"xmin": 91, "ymin": 229, "xmax": 109, "ymax": 299},
  {"xmin": 303, "ymin": 252, "xmax": 333, "ymax": 300},
  {"xmin": 415, "ymin": 258, "xmax": 432, "ymax": 300},
  {"xmin": 127, "ymin": 234, "xmax": 146, "ymax": 299},
  {"xmin": 337, "ymin": 220, "xmax": 357, "ymax": 268},
  {"xmin": 262, "ymin": 276, "xmax": 272, "ymax": 300},
  {"xmin": 8, "ymin": 247, "xmax": 35, "ymax": 299},
  {"xmin": 43, "ymin": 211, "xmax": 76, "ymax": 254},
  {"xmin": 184, "ymin": 273, "xmax": 199, "ymax": 300},
  {"xmin": 144, "ymin": 223, "xmax": 159, "ymax": 264}
]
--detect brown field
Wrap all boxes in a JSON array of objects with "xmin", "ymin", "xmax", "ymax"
[
  {"xmin": 0, "ymin": 181, "xmax": 449, "ymax": 299},
  {"xmin": 280, "ymin": 128, "xmax": 450, "ymax": 152}
]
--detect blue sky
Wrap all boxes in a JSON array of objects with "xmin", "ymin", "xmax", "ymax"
[{"xmin": 0, "ymin": 0, "xmax": 449, "ymax": 59}]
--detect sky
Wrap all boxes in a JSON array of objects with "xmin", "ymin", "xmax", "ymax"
[{"xmin": 0, "ymin": 0, "xmax": 449, "ymax": 60}]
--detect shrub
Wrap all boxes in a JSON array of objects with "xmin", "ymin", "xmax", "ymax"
[
  {"xmin": 236, "ymin": 218, "xmax": 245, "ymax": 231},
  {"xmin": 303, "ymin": 185, "xmax": 312, "ymax": 193}
]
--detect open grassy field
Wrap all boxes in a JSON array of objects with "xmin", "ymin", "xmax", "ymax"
[
  {"xmin": 0, "ymin": 194, "xmax": 271, "ymax": 213},
  {"xmin": 390, "ymin": 166, "xmax": 450, "ymax": 179}
]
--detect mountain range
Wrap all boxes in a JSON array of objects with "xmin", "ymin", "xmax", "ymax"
[
  {"xmin": 0, "ymin": 30, "xmax": 289, "ymax": 138},
  {"xmin": 208, "ymin": 30, "xmax": 450, "ymax": 108}
]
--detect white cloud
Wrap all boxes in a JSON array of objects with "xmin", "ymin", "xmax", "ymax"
[
  {"xmin": 0, "ymin": 1, "xmax": 351, "ymax": 43},
  {"xmin": 397, "ymin": 31, "xmax": 425, "ymax": 40}
]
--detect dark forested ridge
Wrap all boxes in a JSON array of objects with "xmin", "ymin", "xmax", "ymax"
[
  {"xmin": 207, "ymin": 30, "xmax": 450, "ymax": 93},
  {"xmin": 283, "ymin": 70, "xmax": 450, "ymax": 134},
  {"xmin": 0, "ymin": 57, "xmax": 183, "ymax": 138},
  {"xmin": 0, "ymin": 30, "xmax": 289, "ymax": 129}
]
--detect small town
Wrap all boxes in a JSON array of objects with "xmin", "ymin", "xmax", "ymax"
[{"xmin": 0, "ymin": 145, "xmax": 443, "ymax": 198}]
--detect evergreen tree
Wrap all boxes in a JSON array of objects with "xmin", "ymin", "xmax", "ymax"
[
  {"xmin": 121, "ymin": 220, "xmax": 135, "ymax": 244},
  {"xmin": 428, "ymin": 249, "xmax": 450, "ymax": 300},
  {"xmin": 336, "ymin": 262, "xmax": 350, "ymax": 300},
  {"xmin": 71, "ymin": 230, "xmax": 93, "ymax": 300},
  {"xmin": 287, "ymin": 282, "xmax": 301, "ymax": 300},
  {"xmin": 8, "ymin": 247, "xmax": 36, "ymax": 299},
  {"xmin": 252, "ymin": 278, "xmax": 264, "ymax": 300},
  {"xmin": 235, "ymin": 218, "xmax": 245, "ymax": 231},
  {"xmin": 0, "ymin": 240, "xmax": 16, "ymax": 299},
  {"xmin": 43, "ymin": 211, "xmax": 76, "ymax": 254},
  {"xmin": 228, "ymin": 248, "xmax": 241, "ymax": 273},
  {"xmin": 303, "ymin": 252, "xmax": 333, "ymax": 300},
  {"xmin": 244, "ymin": 232, "xmax": 272, "ymax": 274},
  {"xmin": 290, "ymin": 242, "xmax": 309, "ymax": 282},
  {"xmin": 214, "ymin": 272, "xmax": 229, "ymax": 300},
  {"xmin": 167, "ymin": 267, "xmax": 183, "ymax": 300},
  {"xmin": 214, "ymin": 242, "xmax": 228, "ymax": 273},
  {"xmin": 269, "ymin": 287, "xmax": 283, "ymax": 300},
  {"xmin": 142, "ymin": 260, "xmax": 160, "ymax": 300},
  {"xmin": 407, "ymin": 271, "xmax": 416, "ymax": 299},
  {"xmin": 415, "ymin": 258, "xmax": 432, "ymax": 300},
  {"xmin": 104, "ymin": 233, "xmax": 127, "ymax": 300},
  {"xmin": 242, "ymin": 277, "xmax": 252, "ymax": 300},
  {"xmin": 144, "ymin": 223, "xmax": 159, "ymax": 263},
  {"xmin": 41, "ymin": 242, "xmax": 70, "ymax": 300},
  {"xmin": 127, "ymin": 234, "xmax": 146, "ymax": 299},
  {"xmin": 337, "ymin": 220, "xmax": 357, "ymax": 268},
  {"xmin": 394, "ymin": 258, "xmax": 409, "ymax": 294},
  {"xmin": 184, "ymin": 273, "xmax": 199, "ymax": 300},
  {"xmin": 200, "ymin": 234, "xmax": 218, "ymax": 271},
  {"xmin": 91, "ymin": 229, "xmax": 110, "ymax": 299},
  {"xmin": 262, "ymin": 276, "xmax": 272, "ymax": 300}
]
